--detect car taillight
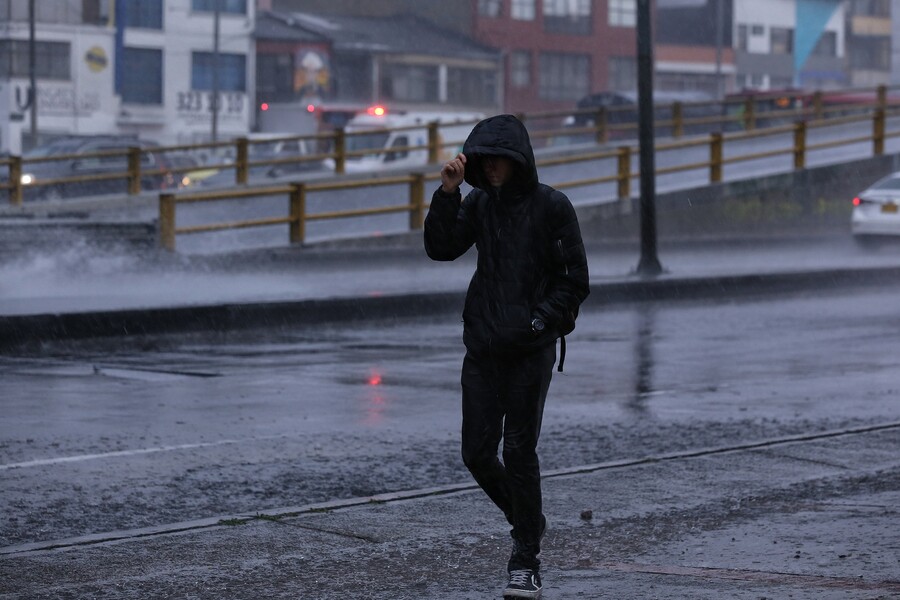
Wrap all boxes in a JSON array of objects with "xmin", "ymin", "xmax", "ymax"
[{"xmin": 853, "ymin": 197, "xmax": 861, "ymax": 206}]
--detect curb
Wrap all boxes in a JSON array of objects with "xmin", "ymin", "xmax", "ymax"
[{"xmin": 2, "ymin": 265, "xmax": 900, "ymax": 349}]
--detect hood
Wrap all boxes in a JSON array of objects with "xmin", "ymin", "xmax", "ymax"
[{"xmin": 462, "ymin": 114, "xmax": 538, "ymax": 194}]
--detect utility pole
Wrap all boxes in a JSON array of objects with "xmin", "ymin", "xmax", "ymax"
[
  {"xmin": 635, "ymin": 0, "xmax": 663, "ymax": 276},
  {"xmin": 211, "ymin": 0, "xmax": 220, "ymax": 142},
  {"xmin": 29, "ymin": 0, "xmax": 37, "ymax": 145},
  {"xmin": 715, "ymin": 0, "xmax": 724, "ymax": 100}
]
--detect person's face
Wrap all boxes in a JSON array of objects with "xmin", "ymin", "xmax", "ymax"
[{"xmin": 482, "ymin": 155, "xmax": 513, "ymax": 187}]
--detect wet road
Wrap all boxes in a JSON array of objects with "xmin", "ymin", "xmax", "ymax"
[{"xmin": 1, "ymin": 283, "xmax": 899, "ymax": 550}]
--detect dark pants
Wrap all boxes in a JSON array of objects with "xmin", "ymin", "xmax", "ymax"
[{"xmin": 460, "ymin": 342, "xmax": 556, "ymax": 572}]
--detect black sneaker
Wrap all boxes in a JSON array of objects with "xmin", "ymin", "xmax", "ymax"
[{"xmin": 504, "ymin": 568, "xmax": 542, "ymax": 598}]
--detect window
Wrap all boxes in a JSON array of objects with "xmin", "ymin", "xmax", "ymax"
[
  {"xmin": 510, "ymin": 51, "xmax": 531, "ymax": 87},
  {"xmin": 0, "ymin": 40, "xmax": 70, "ymax": 80},
  {"xmin": 812, "ymin": 31, "xmax": 837, "ymax": 57},
  {"xmin": 539, "ymin": 52, "xmax": 590, "ymax": 100},
  {"xmin": 771, "ymin": 27, "xmax": 793, "ymax": 55},
  {"xmin": 192, "ymin": 52, "xmax": 246, "ymax": 91},
  {"xmin": 850, "ymin": 37, "xmax": 890, "ymax": 69},
  {"xmin": 123, "ymin": 0, "xmax": 163, "ymax": 29},
  {"xmin": 385, "ymin": 136, "xmax": 408, "ymax": 162},
  {"xmin": 121, "ymin": 47, "xmax": 163, "ymax": 104},
  {"xmin": 478, "ymin": 0, "xmax": 502, "ymax": 17},
  {"xmin": 192, "ymin": 0, "xmax": 246, "ymax": 14},
  {"xmin": 608, "ymin": 56, "xmax": 636, "ymax": 91},
  {"xmin": 380, "ymin": 63, "xmax": 439, "ymax": 103},
  {"xmin": 751, "ymin": 24, "xmax": 765, "ymax": 36},
  {"xmin": 736, "ymin": 24, "xmax": 748, "ymax": 51},
  {"xmin": 850, "ymin": 0, "xmax": 890, "ymax": 17},
  {"xmin": 608, "ymin": 0, "xmax": 635, "ymax": 27},
  {"xmin": 447, "ymin": 67, "xmax": 497, "ymax": 106},
  {"xmin": 257, "ymin": 53, "xmax": 295, "ymax": 102},
  {"xmin": 545, "ymin": 0, "xmax": 592, "ymax": 34},
  {"xmin": 511, "ymin": 0, "xmax": 535, "ymax": 20}
]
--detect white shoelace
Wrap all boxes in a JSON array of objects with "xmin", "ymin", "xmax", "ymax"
[{"xmin": 508, "ymin": 569, "xmax": 532, "ymax": 586}]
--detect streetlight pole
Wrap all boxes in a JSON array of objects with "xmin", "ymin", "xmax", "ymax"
[
  {"xmin": 211, "ymin": 0, "xmax": 220, "ymax": 142},
  {"xmin": 28, "ymin": 0, "xmax": 37, "ymax": 145},
  {"xmin": 635, "ymin": 0, "xmax": 663, "ymax": 276}
]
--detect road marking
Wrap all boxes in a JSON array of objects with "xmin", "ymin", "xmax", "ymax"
[
  {"xmin": 0, "ymin": 436, "xmax": 289, "ymax": 471},
  {"xmin": 600, "ymin": 561, "xmax": 900, "ymax": 593}
]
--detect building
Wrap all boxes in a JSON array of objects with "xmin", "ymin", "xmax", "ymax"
[
  {"xmin": 847, "ymin": 0, "xmax": 891, "ymax": 87},
  {"xmin": 255, "ymin": 10, "xmax": 501, "ymax": 114},
  {"xmin": 0, "ymin": 0, "xmax": 118, "ymax": 153},
  {"xmin": 269, "ymin": 0, "xmax": 638, "ymax": 115},
  {"xmin": 0, "ymin": 0, "xmax": 257, "ymax": 152},
  {"xmin": 655, "ymin": 0, "xmax": 736, "ymax": 99},
  {"xmin": 115, "ymin": 0, "xmax": 256, "ymax": 145},
  {"xmin": 733, "ymin": 0, "xmax": 846, "ymax": 91}
]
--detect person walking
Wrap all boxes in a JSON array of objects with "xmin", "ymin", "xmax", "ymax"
[{"xmin": 424, "ymin": 114, "xmax": 590, "ymax": 598}]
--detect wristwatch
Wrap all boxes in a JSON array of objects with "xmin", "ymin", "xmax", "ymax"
[{"xmin": 531, "ymin": 317, "xmax": 545, "ymax": 333}]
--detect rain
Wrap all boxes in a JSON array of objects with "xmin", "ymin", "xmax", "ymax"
[{"xmin": 2, "ymin": 1, "xmax": 900, "ymax": 598}]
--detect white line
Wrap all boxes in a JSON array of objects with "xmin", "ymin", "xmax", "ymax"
[{"xmin": 0, "ymin": 435, "xmax": 289, "ymax": 471}]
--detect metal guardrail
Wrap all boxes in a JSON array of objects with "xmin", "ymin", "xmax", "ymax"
[
  {"xmin": 156, "ymin": 105, "xmax": 899, "ymax": 250},
  {"xmin": 5, "ymin": 84, "xmax": 900, "ymax": 208}
]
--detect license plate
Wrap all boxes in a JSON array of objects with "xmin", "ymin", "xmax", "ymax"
[{"xmin": 882, "ymin": 202, "xmax": 898, "ymax": 214}]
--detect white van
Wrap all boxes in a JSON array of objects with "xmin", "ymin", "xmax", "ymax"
[{"xmin": 343, "ymin": 108, "xmax": 483, "ymax": 173}]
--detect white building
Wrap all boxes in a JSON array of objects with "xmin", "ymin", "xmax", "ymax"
[
  {"xmin": 734, "ymin": 0, "xmax": 846, "ymax": 90},
  {"xmin": 0, "ymin": 0, "xmax": 255, "ymax": 153},
  {"xmin": 118, "ymin": 0, "xmax": 255, "ymax": 145},
  {"xmin": 0, "ymin": 1, "xmax": 119, "ymax": 153}
]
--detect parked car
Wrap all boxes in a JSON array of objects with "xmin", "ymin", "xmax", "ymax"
[
  {"xmin": 851, "ymin": 172, "xmax": 900, "ymax": 244},
  {"xmin": 198, "ymin": 133, "xmax": 327, "ymax": 188},
  {"xmin": 14, "ymin": 136, "xmax": 175, "ymax": 201}
]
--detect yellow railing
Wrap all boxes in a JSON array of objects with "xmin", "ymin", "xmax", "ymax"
[
  {"xmin": 6, "ymin": 83, "xmax": 900, "ymax": 208},
  {"xmin": 156, "ymin": 105, "xmax": 900, "ymax": 250}
]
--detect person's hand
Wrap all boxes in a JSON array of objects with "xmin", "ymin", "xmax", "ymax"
[{"xmin": 440, "ymin": 153, "xmax": 466, "ymax": 194}]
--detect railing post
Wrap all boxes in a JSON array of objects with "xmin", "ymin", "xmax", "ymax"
[
  {"xmin": 743, "ymin": 97, "xmax": 755, "ymax": 130},
  {"xmin": 874, "ymin": 107, "xmax": 886, "ymax": 156},
  {"xmin": 672, "ymin": 102, "xmax": 683, "ymax": 138},
  {"xmin": 334, "ymin": 128, "xmax": 346, "ymax": 175},
  {"xmin": 877, "ymin": 84, "xmax": 887, "ymax": 109},
  {"xmin": 289, "ymin": 182, "xmax": 306, "ymax": 245},
  {"xmin": 793, "ymin": 120, "xmax": 807, "ymax": 170},
  {"xmin": 813, "ymin": 91, "xmax": 824, "ymax": 120},
  {"xmin": 710, "ymin": 132, "xmax": 723, "ymax": 183},
  {"xmin": 236, "ymin": 137, "xmax": 249, "ymax": 184},
  {"xmin": 427, "ymin": 122, "xmax": 440, "ymax": 164},
  {"xmin": 409, "ymin": 173, "xmax": 425, "ymax": 230},
  {"xmin": 9, "ymin": 155, "xmax": 22, "ymax": 206},
  {"xmin": 595, "ymin": 107, "xmax": 608, "ymax": 144},
  {"xmin": 127, "ymin": 146, "xmax": 141, "ymax": 195},
  {"xmin": 159, "ymin": 193, "xmax": 176, "ymax": 251},
  {"xmin": 617, "ymin": 146, "xmax": 631, "ymax": 199}
]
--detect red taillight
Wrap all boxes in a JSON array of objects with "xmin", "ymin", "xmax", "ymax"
[
  {"xmin": 260, "ymin": 102, "xmax": 269, "ymax": 111},
  {"xmin": 307, "ymin": 104, "xmax": 316, "ymax": 113},
  {"xmin": 853, "ymin": 197, "xmax": 861, "ymax": 206}
]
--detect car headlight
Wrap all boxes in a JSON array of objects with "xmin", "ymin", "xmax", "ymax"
[{"xmin": 20, "ymin": 173, "xmax": 35, "ymax": 185}]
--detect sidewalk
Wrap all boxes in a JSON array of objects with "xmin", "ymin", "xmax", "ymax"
[{"xmin": 1, "ymin": 423, "xmax": 898, "ymax": 599}]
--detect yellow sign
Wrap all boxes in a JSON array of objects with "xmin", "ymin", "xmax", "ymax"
[{"xmin": 85, "ymin": 46, "xmax": 108, "ymax": 73}]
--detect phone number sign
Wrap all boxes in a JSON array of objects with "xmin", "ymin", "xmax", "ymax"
[{"xmin": 176, "ymin": 91, "xmax": 247, "ymax": 124}]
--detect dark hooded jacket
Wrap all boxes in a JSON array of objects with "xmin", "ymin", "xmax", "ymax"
[{"xmin": 424, "ymin": 114, "xmax": 590, "ymax": 354}]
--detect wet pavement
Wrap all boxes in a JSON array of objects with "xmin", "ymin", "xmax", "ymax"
[{"xmin": 2, "ymin": 230, "xmax": 900, "ymax": 598}]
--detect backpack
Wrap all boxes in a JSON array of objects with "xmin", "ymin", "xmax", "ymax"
[{"xmin": 539, "ymin": 190, "xmax": 580, "ymax": 372}]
